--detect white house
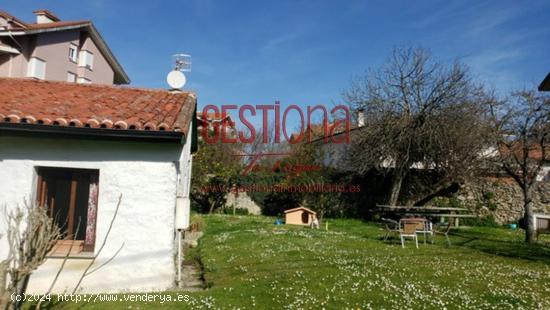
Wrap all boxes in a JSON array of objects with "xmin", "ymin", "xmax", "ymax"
[{"xmin": 0, "ymin": 77, "xmax": 197, "ymax": 293}]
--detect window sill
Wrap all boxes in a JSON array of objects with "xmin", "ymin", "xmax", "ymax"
[{"xmin": 46, "ymin": 252, "xmax": 95, "ymax": 259}]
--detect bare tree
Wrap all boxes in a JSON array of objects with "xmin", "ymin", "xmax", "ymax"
[
  {"xmin": 344, "ymin": 46, "xmax": 492, "ymax": 205},
  {"xmin": 488, "ymin": 90, "xmax": 550, "ymax": 243},
  {"xmin": 35, "ymin": 219, "xmax": 81, "ymax": 310},
  {"xmin": 0, "ymin": 202, "xmax": 61, "ymax": 310},
  {"xmin": 71, "ymin": 195, "xmax": 124, "ymax": 294}
]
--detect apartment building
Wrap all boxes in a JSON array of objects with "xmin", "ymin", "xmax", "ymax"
[{"xmin": 0, "ymin": 9, "xmax": 129, "ymax": 85}]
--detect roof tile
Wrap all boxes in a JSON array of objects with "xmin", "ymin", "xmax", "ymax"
[{"xmin": 0, "ymin": 78, "xmax": 196, "ymax": 135}]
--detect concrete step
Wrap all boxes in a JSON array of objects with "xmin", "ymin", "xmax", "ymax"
[
  {"xmin": 182, "ymin": 272, "xmax": 200, "ymax": 277},
  {"xmin": 182, "ymin": 280, "xmax": 203, "ymax": 287},
  {"xmin": 182, "ymin": 265, "xmax": 199, "ymax": 271}
]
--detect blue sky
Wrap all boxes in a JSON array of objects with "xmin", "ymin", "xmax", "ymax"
[{"xmin": 4, "ymin": 0, "xmax": 550, "ymax": 127}]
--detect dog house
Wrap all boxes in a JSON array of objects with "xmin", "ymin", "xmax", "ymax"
[{"xmin": 284, "ymin": 207, "xmax": 316, "ymax": 226}]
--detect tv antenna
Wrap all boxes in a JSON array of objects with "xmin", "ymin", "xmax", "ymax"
[{"xmin": 167, "ymin": 53, "xmax": 191, "ymax": 89}]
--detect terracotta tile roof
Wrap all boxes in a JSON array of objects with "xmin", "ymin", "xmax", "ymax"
[
  {"xmin": 0, "ymin": 12, "xmax": 85, "ymax": 31},
  {"xmin": 0, "ymin": 10, "xmax": 84, "ymax": 31},
  {"xmin": 196, "ymin": 112, "xmax": 235, "ymax": 127},
  {"xmin": 20, "ymin": 20, "xmax": 90, "ymax": 30},
  {"xmin": 499, "ymin": 142, "xmax": 550, "ymax": 161},
  {"xmin": 197, "ymin": 112, "xmax": 232, "ymax": 121},
  {"xmin": 0, "ymin": 78, "xmax": 196, "ymax": 135},
  {"xmin": 0, "ymin": 11, "xmax": 28, "ymax": 27},
  {"xmin": 290, "ymin": 121, "xmax": 348, "ymax": 142}
]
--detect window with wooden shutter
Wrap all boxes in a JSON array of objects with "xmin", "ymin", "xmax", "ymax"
[{"xmin": 36, "ymin": 167, "xmax": 100, "ymax": 256}]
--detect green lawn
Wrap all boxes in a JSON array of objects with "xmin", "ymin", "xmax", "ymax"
[{"xmin": 45, "ymin": 215, "xmax": 550, "ymax": 309}]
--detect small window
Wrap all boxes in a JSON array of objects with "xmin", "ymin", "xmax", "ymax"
[
  {"xmin": 27, "ymin": 57, "xmax": 46, "ymax": 79},
  {"xmin": 68, "ymin": 44, "xmax": 78, "ymax": 62},
  {"xmin": 77, "ymin": 77, "xmax": 91, "ymax": 84},
  {"xmin": 67, "ymin": 71, "xmax": 76, "ymax": 83},
  {"xmin": 36, "ymin": 167, "xmax": 100, "ymax": 255},
  {"xmin": 78, "ymin": 50, "xmax": 93, "ymax": 70}
]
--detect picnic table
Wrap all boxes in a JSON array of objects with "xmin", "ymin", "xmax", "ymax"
[
  {"xmin": 376, "ymin": 205, "xmax": 477, "ymax": 245},
  {"xmin": 376, "ymin": 205, "xmax": 475, "ymax": 226}
]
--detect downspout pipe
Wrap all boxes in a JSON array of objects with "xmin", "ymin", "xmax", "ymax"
[{"xmin": 175, "ymin": 123, "xmax": 193, "ymax": 287}]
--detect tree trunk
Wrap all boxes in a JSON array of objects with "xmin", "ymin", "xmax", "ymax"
[
  {"xmin": 14, "ymin": 274, "xmax": 31, "ymax": 310},
  {"xmin": 523, "ymin": 188, "xmax": 536, "ymax": 243},
  {"xmin": 388, "ymin": 171, "xmax": 404, "ymax": 206},
  {"xmin": 0, "ymin": 260, "xmax": 8, "ymax": 310},
  {"xmin": 407, "ymin": 180, "xmax": 457, "ymax": 206}
]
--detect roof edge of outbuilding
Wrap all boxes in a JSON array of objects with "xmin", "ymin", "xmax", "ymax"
[{"xmin": 284, "ymin": 207, "xmax": 316, "ymax": 214}]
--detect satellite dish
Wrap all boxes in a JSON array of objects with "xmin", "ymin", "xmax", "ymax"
[{"xmin": 167, "ymin": 70, "xmax": 186, "ymax": 89}]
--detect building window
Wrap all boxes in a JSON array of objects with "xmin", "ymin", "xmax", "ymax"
[
  {"xmin": 68, "ymin": 44, "xmax": 78, "ymax": 63},
  {"xmin": 77, "ymin": 77, "xmax": 91, "ymax": 84},
  {"xmin": 78, "ymin": 50, "xmax": 94, "ymax": 70},
  {"xmin": 27, "ymin": 57, "xmax": 46, "ymax": 79},
  {"xmin": 67, "ymin": 71, "xmax": 76, "ymax": 83},
  {"xmin": 36, "ymin": 167, "xmax": 100, "ymax": 255}
]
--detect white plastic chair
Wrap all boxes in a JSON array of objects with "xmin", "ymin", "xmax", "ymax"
[
  {"xmin": 415, "ymin": 220, "xmax": 434, "ymax": 244},
  {"xmin": 399, "ymin": 219, "xmax": 418, "ymax": 248}
]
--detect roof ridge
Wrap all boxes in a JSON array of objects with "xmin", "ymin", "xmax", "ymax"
[
  {"xmin": 25, "ymin": 20, "xmax": 91, "ymax": 26},
  {"xmin": 0, "ymin": 77, "xmax": 195, "ymax": 95}
]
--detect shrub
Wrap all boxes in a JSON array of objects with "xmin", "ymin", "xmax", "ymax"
[
  {"xmin": 221, "ymin": 207, "xmax": 250, "ymax": 216},
  {"xmin": 433, "ymin": 196, "xmax": 462, "ymax": 209},
  {"xmin": 482, "ymin": 190, "xmax": 498, "ymax": 211},
  {"xmin": 461, "ymin": 215, "xmax": 499, "ymax": 227}
]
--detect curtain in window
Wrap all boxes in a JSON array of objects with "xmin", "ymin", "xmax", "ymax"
[{"xmin": 84, "ymin": 174, "xmax": 99, "ymax": 251}]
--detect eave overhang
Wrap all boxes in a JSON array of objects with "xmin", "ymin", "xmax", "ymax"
[{"xmin": 0, "ymin": 122, "xmax": 185, "ymax": 144}]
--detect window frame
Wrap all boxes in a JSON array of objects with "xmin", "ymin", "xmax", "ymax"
[
  {"xmin": 67, "ymin": 71, "xmax": 76, "ymax": 83},
  {"xmin": 78, "ymin": 50, "xmax": 94, "ymax": 70},
  {"xmin": 68, "ymin": 43, "xmax": 78, "ymax": 63},
  {"xmin": 27, "ymin": 57, "xmax": 46, "ymax": 80},
  {"xmin": 36, "ymin": 167, "xmax": 100, "ymax": 256},
  {"xmin": 77, "ymin": 77, "xmax": 91, "ymax": 84}
]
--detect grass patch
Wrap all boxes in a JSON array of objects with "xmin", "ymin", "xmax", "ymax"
[{"xmin": 37, "ymin": 215, "xmax": 550, "ymax": 309}]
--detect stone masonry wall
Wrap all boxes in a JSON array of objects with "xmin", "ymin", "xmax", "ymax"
[
  {"xmin": 225, "ymin": 191, "xmax": 262, "ymax": 215},
  {"xmin": 457, "ymin": 178, "xmax": 550, "ymax": 224}
]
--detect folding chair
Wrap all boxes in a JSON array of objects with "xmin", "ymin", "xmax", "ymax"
[
  {"xmin": 381, "ymin": 218, "xmax": 399, "ymax": 241},
  {"xmin": 434, "ymin": 221, "xmax": 453, "ymax": 246},
  {"xmin": 414, "ymin": 219, "xmax": 434, "ymax": 244}
]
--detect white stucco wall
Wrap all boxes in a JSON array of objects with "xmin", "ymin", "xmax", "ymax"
[{"xmin": 0, "ymin": 134, "xmax": 190, "ymax": 293}]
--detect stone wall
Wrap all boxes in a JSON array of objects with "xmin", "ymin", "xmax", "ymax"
[
  {"xmin": 225, "ymin": 191, "xmax": 262, "ymax": 215},
  {"xmin": 457, "ymin": 178, "xmax": 550, "ymax": 224}
]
